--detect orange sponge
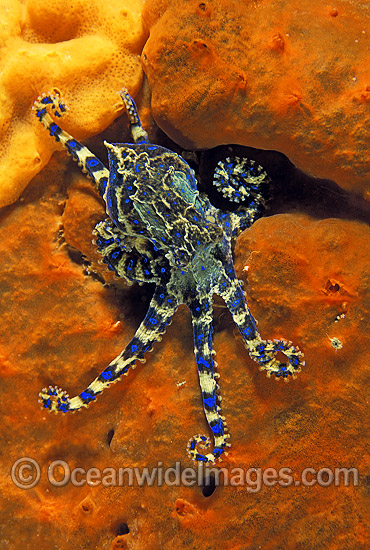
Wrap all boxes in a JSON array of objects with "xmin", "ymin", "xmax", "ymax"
[{"xmin": 142, "ymin": 0, "xmax": 370, "ymax": 195}]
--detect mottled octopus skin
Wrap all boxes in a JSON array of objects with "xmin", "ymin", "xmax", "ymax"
[{"xmin": 33, "ymin": 89, "xmax": 304, "ymax": 463}]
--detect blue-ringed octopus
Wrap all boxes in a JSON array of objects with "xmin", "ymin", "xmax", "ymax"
[{"xmin": 33, "ymin": 88, "xmax": 304, "ymax": 463}]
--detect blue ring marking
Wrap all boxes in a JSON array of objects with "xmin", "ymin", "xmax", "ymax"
[
  {"xmin": 203, "ymin": 396, "xmax": 215, "ymax": 408},
  {"xmin": 100, "ymin": 177, "xmax": 108, "ymax": 190},
  {"xmin": 212, "ymin": 447, "xmax": 225, "ymax": 457},
  {"xmin": 88, "ymin": 158, "xmax": 99, "ymax": 167},
  {"xmin": 275, "ymin": 342, "xmax": 286, "ymax": 351},
  {"xmin": 161, "ymin": 268, "xmax": 166, "ymax": 273},
  {"xmin": 195, "ymin": 454, "xmax": 206, "ymax": 462},
  {"xmin": 211, "ymin": 423, "xmax": 221, "ymax": 435},
  {"xmin": 149, "ymin": 318, "xmax": 157, "ymax": 325},
  {"xmin": 131, "ymin": 344, "xmax": 138, "ymax": 352},
  {"xmin": 197, "ymin": 357, "xmax": 210, "ymax": 369},
  {"xmin": 232, "ymin": 299, "xmax": 240, "ymax": 307},
  {"xmin": 243, "ymin": 327, "xmax": 251, "ymax": 336},
  {"xmin": 101, "ymin": 371, "xmax": 113, "ymax": 380},
  {"xmin": 81, "ymin": 392, "xmax": 96, "ymax": 400}
]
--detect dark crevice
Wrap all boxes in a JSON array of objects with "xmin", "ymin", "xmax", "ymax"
[
  {"xmin": 65, "ymin": 244, "xmax": 86, "ymax": 266},
  {"xmin": 116, "ymin": 523, "xmax": 130, "ymax": 536},
  {"xmin": 201, "ymin": 471, "xmax": 217, "ymax": 497},
  {"xmin": 107, "ymin": 428, "xmax": 115, "ymax": 447},
  {"xmin": 115, "ymin": 282, "xmax": 154, "ymax": 323},
  {"xmin": 84, "ymin": 267, "xmax": 106, "ymax": 285},
  {"xmin": 196, "ymin": 144, "xmax": 370, "ymax": 225}
]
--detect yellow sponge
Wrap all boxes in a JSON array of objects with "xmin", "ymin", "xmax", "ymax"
[{"xmin": 0, "ymin": 0, "xmax": 146, "ymax": 207}]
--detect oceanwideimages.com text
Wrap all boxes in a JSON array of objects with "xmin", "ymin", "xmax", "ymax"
[{"xmin": 11, "ymin": 457, "xmax": 359, "ymax": 492}]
